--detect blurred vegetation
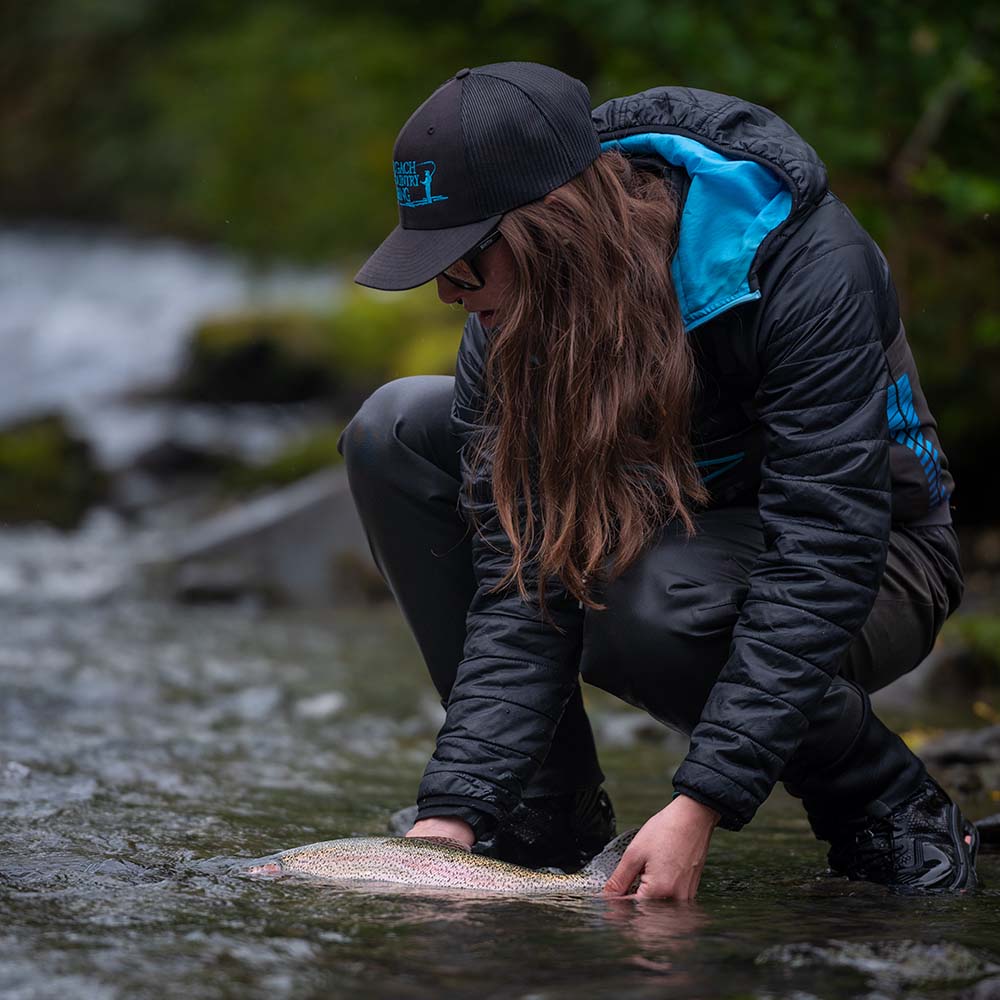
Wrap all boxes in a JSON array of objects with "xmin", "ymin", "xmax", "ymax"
[
  {"xmin": 177, "ymin": 284, "xmax": 462, "ymax": 402},
  {"xmin": 0, "ymin": 416, "xmax": 106, "ymax": 528},
  {"xmin": 941, "ymin": 614, "xmax": 1000, "ymax": 692},
  {"xmin": 223, "ymin": 425, "xmax": 345, "ymax": 494},
  {"xmin": 178, "ymin": 312, "xmax": 339, "ymax": 403},
  {"xmin": 2, "ymin": 1, "xmax": 999, "ymax": 518}
]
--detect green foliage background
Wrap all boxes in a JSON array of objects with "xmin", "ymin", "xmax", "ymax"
[{"xmin": 2, "ymin": 0, "xmax": 999, "ymax": 518}]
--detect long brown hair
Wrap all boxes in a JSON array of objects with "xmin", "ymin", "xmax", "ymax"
[{"xmin": 467, "ymin": 148, "xmax": 707, "ymax": 621}]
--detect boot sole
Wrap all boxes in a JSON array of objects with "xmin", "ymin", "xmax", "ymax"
[
  {"xmin": 963, "ymin": 818, "xmax": 983, "ymax": 889},
  {"xmin": 936, "ymin": 802, "xmax": 975, "ymax": 891}
]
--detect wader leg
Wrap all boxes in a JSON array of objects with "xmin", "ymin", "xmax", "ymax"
[
  {"xmin": 339, "ymin": 375, "xmax": 604, "ymax": 797},
  {"xmin": 579, "ymin": 506, "xmax": 959, "ymax": 828}
]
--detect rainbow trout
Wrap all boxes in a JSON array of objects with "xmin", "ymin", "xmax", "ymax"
[{"xmin": 246, "ymin": 829, "xmax": 637, "ymax": 894}]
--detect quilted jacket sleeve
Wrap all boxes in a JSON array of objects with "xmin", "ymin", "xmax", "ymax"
[
  {"xmin": 671, "ymin": 236, "xmax": 894, "ymax": 830},
  {"xmin": 415, "ymin": 315, "xmax": 585, "ymax": 837}
]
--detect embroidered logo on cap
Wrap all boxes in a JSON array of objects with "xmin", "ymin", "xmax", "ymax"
[{"xmin": 393, "ymin": 160, "xmax": 449, "ymax": 207}]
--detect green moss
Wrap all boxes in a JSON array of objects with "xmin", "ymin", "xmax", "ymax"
[
  {"xmin": 935, "ymin": 613, "xmax": 1000, "ymax": 698},
  {"xmin": 223, "ymin": 425, "xmax": 345, "ymax": 494},
  {"xmin": 326, "ymin": 285, "xmax": 463, "ymax": 381},
  {"xmin": 0, "ymin": 416, "xmax": 106, "ymax": 529},
  {"xmin": 177, "ymin": 311, "xmax": 338, "ymax": 403},
  {"xmin": 945, "ymin": 615, "xmax": 1000, "ymax": 669},
  {"xmin": 177, "ymin": 285, "xmax": 463, "ymax": 406}
]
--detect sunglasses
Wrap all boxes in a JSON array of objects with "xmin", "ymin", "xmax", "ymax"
[{"xmin": 440, "ymin": 229, "xmax": 503, "ymax": 291}]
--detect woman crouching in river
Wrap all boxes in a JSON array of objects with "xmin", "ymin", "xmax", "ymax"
[{"xmin": 338, "ymin": 62, "xmax": 979, "ymax": 896}]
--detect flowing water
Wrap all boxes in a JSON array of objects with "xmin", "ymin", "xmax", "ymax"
[
  {"xmin": 0, "ymin": 225, "xmax": 339, "ymax": 428},
  {"xmin": 2, "ymin": 595, "xmax": 998, "ymax": 1000}
]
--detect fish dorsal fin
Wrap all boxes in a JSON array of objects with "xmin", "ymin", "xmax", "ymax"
[{"xmin": 581, "ymin": 828, "xmax": 639, "ymax": 881}]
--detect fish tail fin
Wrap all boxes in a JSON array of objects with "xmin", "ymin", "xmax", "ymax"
[{"xmin": 581, "ymin": 828, "xmax": 639, "ymax": 882}]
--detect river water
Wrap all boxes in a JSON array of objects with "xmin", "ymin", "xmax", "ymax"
[
  {"xmin": 2, "ymin": 227, "xmax": 999, "ymax": 998},
  {"xmin": 0, "ymin": 225, "xmax": 339, "ymax": 428},
  {"xmin": 1, "ymin": 595, "xmax": 998, "ymax": 1000}
]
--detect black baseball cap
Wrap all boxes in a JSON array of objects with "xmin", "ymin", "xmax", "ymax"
[{"xmin": 354, "ymin": 62, "xmax": 600, "ymax": 291}]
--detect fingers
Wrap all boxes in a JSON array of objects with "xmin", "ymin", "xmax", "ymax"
[
  {"xmin": 635, "ymin": 877, "xmax": 696, "ymax": 901},
  {"xmin": 602, "ymin": 848, "xmax": 645, "ymax": 896},
  {"xmin": 634, "ymin": 863, "xmax": 703, "ymax": 900},
  {"xmin": 604, "ymin": 852, "xmax": 704, "ymax": 900}
]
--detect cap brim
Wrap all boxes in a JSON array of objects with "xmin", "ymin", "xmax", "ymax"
[{"xmin": 354, "ymin": 214, "xmax": 503, "ymax": 291}]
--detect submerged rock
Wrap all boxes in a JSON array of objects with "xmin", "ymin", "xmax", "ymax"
[{"xmin": 0, "ymin": 414, "xmax": 107, "ymax": 528}]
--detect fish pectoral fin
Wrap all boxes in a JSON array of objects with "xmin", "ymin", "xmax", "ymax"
[{"xmin": 582, "ymin": 828, "xmax": 641, "ymax": 882}]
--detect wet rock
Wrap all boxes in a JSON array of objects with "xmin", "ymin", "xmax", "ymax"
[
  {"xmin": 151, "ymin": 467, "xmax": 386, "ymax": 607},
  {"xmin": 757, "ymin": 939, "xmax": 1000, "ymax": 987},
  {"xmin": 73, "ymin": 399, "xmax": 336, "ymax": 514},
  {"xmin": 921, "ymin": 726, "xmax": 1000, "ymax": 766},
  {"xmin": 941, "ymin": 763, "xmax": 994, "ymax": 796},
  {"xmin": 79, "ymin": 401, "xmax": 314, "ymax": 474},
  {"xmin": 965, "ymin": 975, "xmax": 1000, "ymax": 999},
  {"xmin": 175, "ymin": 312, "xmax": 339, "ymax": 403},
  {"xmin": 172, "ymin": 287, "xmax": 463, "ymax": 416},
  {"xmin": 0, "ymin": 413, "xmax": 107, "ymax": 528},
  {"xmin": 172, "ymin": 561, "xmax": 273, "ymax": 605},
  {"xmin": 920, "ymin": 725, "xmax": 1000, "ymax": 800},
  {"xmin": 975, "ymin": 812, "xmax": 1000, "ymax": 846}
]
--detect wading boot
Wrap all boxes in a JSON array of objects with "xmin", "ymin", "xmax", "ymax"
[
  {"xmin": 388, "ymin": 785, "xmax": 616, "ymax": 873},
  {"xmin": 826, "ymin": 776, "xmax": 981, "ymax": 892},
  {"xmin": 473, "ymin": 785, "xmax": 616, "ymax": 872}
]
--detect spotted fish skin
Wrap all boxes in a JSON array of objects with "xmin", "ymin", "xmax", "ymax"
[{"xmin": 247, "ymin": 830, "xmax": 637, "ymax": 895}]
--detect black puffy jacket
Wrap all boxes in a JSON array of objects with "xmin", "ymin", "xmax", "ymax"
[{"xmin": 415, "ymin": 86, "xmax": 954, "ymax": 833}]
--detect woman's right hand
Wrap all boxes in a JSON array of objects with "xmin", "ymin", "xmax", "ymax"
[{"xmin": 405, "ymin": 817, "xmax": 475, "ymax": 849}]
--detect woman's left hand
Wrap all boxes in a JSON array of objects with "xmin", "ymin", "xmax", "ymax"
[{"xmin": 603, "ymin": 795, "xmax": 720, "ymax": 899}]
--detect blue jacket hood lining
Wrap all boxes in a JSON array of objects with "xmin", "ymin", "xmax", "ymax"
[{"xmin": 600, "ymin": 132, "xmax": 793, "ymax": 332}]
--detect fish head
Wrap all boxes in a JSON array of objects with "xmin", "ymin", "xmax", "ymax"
[{"xmin": 245, "ymin": 860, "xmax": 284, "ymax": 877}]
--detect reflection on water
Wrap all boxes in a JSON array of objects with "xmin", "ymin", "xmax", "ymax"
[{"xmin": 1, "ymin": 597, "xmax": 998, "ymax": 999}]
